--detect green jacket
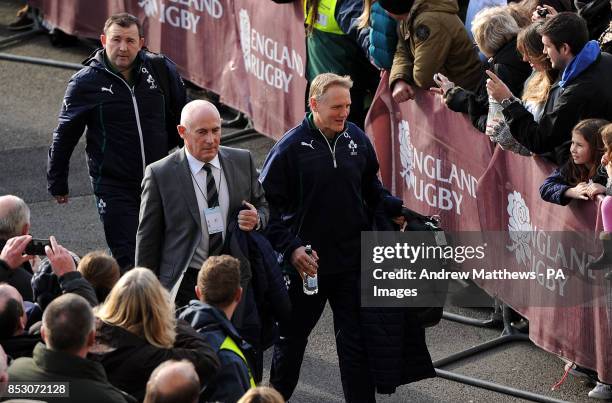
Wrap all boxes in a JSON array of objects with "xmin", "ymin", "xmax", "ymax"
[
  {"xmin": 7, "ymin": 343, "xmax": 132, "ymax": 403},
  {"xmin": 389, "ymin": 0, "xmax": 482, "ymax": 91}
]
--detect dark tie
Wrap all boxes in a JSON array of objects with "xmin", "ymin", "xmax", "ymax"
[{"xmin": 203, "ymin": 163, "xmax": 223, "ymax": 256}]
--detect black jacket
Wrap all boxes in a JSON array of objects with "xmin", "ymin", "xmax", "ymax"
[
  {"xmin": 88, "ymin": 319, "xmax": 219, "ymax": 402},
  {"xmin": 223, "ymin": 218, "xmax": 291, "ymax": 351},
  {"xmin": 179, "ymin": 302, "xmax": 253, "ymax": 403},
  {"xmin": 361, "ymin": 307, "xmax": 436, "ymax": 394},
  {"xmin": 260, "ymin": 115, "xmax": 402, "ymax": 274},
  {"xmin": 445, "ymin": 38, "xmax": 532, "ymax": 132},
  {"xmin": 47, "ymin": 48, "xmax": 186, "ymax": 195},
  {"xmin": 503, "ymin": 52, "xmax": 612, "ymax": 165},
  {"xmin": 0, "ymin": 257, "xmax": 33, "ymax": 302}
]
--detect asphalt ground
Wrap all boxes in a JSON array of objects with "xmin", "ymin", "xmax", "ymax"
[{"xmin": 0, "ymin": 1, "xmax": 602, "ymax": 401}]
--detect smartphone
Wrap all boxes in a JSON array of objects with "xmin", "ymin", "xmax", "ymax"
[{"xmin": 25, "ymin": 238, "xmax": 51, "ymax": 256}]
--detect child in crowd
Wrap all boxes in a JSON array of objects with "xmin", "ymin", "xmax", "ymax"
[
  {"xmin": 539, "ymin": 119, "xmax": 609, "ymax": 205},
  {"xmin": 77, "ymin": 251, "xmax": 120, "ymax": 304},
  {"xmin": 587, "ymin": 123, "xmax": 612, "ymax": 280}
]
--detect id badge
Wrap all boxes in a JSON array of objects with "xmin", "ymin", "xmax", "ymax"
[{"xmin": 204, "ymin": 206, "xmax": 224, "ymax": 234}]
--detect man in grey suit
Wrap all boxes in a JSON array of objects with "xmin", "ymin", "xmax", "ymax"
[{"xmin": 135, "ymin": 100, "xmax": 268, "ymax": 308}]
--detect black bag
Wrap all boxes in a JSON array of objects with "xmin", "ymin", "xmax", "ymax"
[{"xmin": 401, "ymin": 207, "xmax": 448, "ymax": 327}]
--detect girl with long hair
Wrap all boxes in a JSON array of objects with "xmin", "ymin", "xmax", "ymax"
[{"xmin": 539, "ymin": 119, "xmax": 609, "ymax": 205}]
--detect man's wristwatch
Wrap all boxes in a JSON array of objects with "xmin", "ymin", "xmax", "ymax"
[{"xmin": 500, "ymin": 96, "xmax": 519, "ymax": 108}]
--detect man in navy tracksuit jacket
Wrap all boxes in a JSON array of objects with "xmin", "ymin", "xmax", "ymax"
[
  {"xmin": 46, "ymin": 13, "xmax": 186, "ymax": 270},
  {"xmin": 259, "ymin": 73, "xmax": 403, "ymax": 403}
]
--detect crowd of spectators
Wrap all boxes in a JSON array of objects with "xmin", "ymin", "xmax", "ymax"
[{"xmin": 3, "ymin": 0, "xmax": 612, "ymax": 401}]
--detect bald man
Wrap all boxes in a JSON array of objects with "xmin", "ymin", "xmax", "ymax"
[
  {"xmin": 135, "ymin": 100, "xmax": 268, "ymax": 308},
  {"xmin": 144, "ymin": 360, "xmax": 200, "ymax": 403}
]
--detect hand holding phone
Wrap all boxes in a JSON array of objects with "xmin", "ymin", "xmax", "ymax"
[{"xmin": 25, "ymin": 238, "xmax": 51, "ymax": 256}]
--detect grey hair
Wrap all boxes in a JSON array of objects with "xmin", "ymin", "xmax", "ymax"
[
  {"xmin": 0, "ymin": 195, "xmax": 30, "ymax": 241},
  {"xmin": 471, "ymin": 6, "xmax": 520, "ymax": 57}
]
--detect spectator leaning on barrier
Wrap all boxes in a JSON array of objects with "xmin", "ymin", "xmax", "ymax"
[
  {"xmin": 587, "ymin": 122, "xmax": 612, "ymax": 281},
  {"xmin": 90, "ymin": 267, "xmax": 219, "ymax": 401},
  {"xmin": 383, "ymin": 0, "xmax": 483, "ymax": 103},
  {"xmin": 8, "ymin": 294, "xmax": 133, "ymax": 403},
  {"xmin": 437, "ymin": 6, "xmax": 532, "ymax": 133},
  {"xmin": 539, "ymin": 119, "xmax": 608, "ymax": 205},
  {"xmin": 486, "ymin": 12, "xmax": 612, "ymax": 164},
  {"xmin": 143, "ymin": 360, "xmax": 200, "ymax": 403},
  {"xmin": 47, "ymin": 12, "xmax": 187, "ymax": 271},
  {"xmin": 480, "ymin": 21, "xmax": 557, "ymax": 155},
  {"xmin": 179, "ymin": 255, "xmax": 255, "ymax": 403}
]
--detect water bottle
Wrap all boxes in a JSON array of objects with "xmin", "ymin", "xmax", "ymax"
[{"xmin": 302, "ymin": 244, "xmax": 318, "ymax": 295}]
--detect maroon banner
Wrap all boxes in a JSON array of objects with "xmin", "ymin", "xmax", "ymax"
[
  {"xmin": 365, "ymin": 73, "xmax": 612, "ymax": 383},
  {"xmin": 29, "ymin": 0, "xmax": 307, "ymax": 140}
]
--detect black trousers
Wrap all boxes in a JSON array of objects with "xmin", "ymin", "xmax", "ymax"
[
  {"xmin": 270, "ymin": 270, "xmax": 375, "ymax": 402},
  {"xmin": 94, "ymin": 186, "xmax": 140, "ymax": 272}
]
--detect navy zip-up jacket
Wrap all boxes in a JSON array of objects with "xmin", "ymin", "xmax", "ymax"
[
  {"xmin": 259, "ymin": 115, "xmax": 402, "ymax": 274},
  {"xmin": 47, "ymin": 48, "xmax": 186, "ymax": 195}
]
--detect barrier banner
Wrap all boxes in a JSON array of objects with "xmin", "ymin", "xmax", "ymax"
[
  {"xmin": 366, "ymin": 72, "xmax": 494, "ymax": 231},
  {"xmin": 365, "ymin": 72, "xmax": 611, "ymax": 383},
  {"xmin": 29, "ymin": 0, "xmax": 307, "ymax": 140}
]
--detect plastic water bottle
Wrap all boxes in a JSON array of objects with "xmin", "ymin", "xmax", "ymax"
[{"xmin": 302, "ymin": 244, "xmax": 318, "ymax": 295}]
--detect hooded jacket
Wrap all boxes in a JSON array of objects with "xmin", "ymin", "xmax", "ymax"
[
  {"xmin": 47, "ymin": 48, "xmax": 186, "ymax": 196},
  {"xmin": 179, "ymin": 301, "xmax": 253, "ymax": 403},
  {"xmin": 389, "ymin": 0, "xmax": 483, "ymax": 91}
]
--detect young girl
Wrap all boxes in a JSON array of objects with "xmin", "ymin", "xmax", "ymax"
[
  {"xmin": 539, "ymin": 119, "xmax": 609, "ymax": 205},
  {"xmin": 587, "ymin": 122, "xmax": 612, "ymax": 279}
]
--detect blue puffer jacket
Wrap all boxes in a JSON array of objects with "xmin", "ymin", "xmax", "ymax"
[
  {"xmin": 47, "ymin": 48, "xmax": 186, "ymax": 195},
  {"xmin": 260, "ymin": 114, "xmax": 402, "ymax": 274},
  {"xmin": 368, "ymin": 1, "xmax": 398, "ymax": 70}
]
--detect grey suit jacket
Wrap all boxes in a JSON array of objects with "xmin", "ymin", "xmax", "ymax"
[{"xmin": 135, "ymin": 146, "xmax": 269, "ymax": 290}]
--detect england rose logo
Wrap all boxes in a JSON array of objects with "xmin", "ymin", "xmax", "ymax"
[
  {"xmin": 506, "ymin": 191, "xmax": 532, "ymax": 266},
  {"xmin": 138, "ymin": 0, "xmax": 158, "ymax": 17},
  {"xmin": 398, "ymin": 120, "xmax": 414, "ymax": 189},
  {"xmin": 239, "ymin": 9, "xmax": 251, "ymax": 73}
]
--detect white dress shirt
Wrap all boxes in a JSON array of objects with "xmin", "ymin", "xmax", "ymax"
[{"xmin": 184, "ymin": 148, "xmax": 229, "ymax": 270}]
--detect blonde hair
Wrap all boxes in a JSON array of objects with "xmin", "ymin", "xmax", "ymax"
[
  {"xmin": 601, "ymin": 123, "xmax": 612, "ymax": 163},
  {"xmin": 309, "ymin": 73, "xmax": 353, "ymax": 101},
  {"xmin": 471, "ymin": 7, "xmax": 520, "ymax": 57},
  {"xmin": 517, "ymin": 22, "xmax": 555, "ymax": 105},
  {"xmin": 237, "ymin": 386, "xmax": 284, "ymax": 403},
  {"xmin": 357, "ymin": 0, "xmax": 373, "ymax": 30},
  {"xmin": 95, "ymin": 268, "xmax": 176, "ymax": 348}
]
